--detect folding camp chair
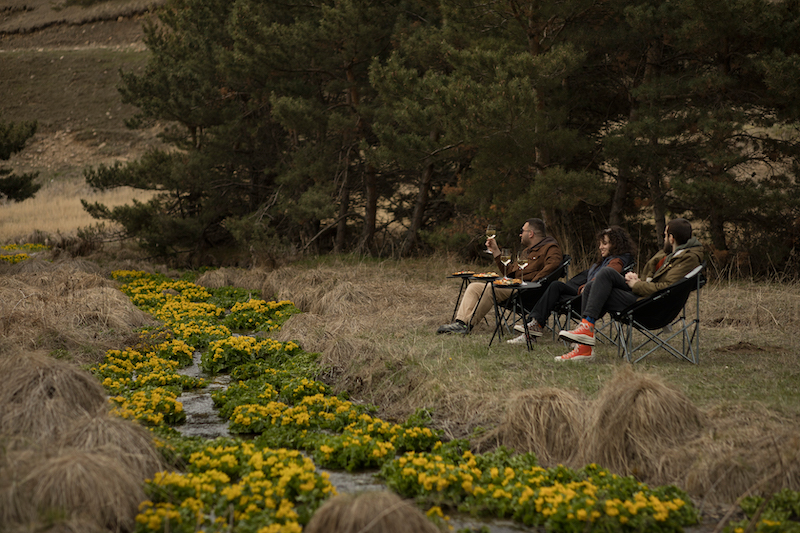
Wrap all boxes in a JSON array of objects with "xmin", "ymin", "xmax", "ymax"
[
  {"xmin": 494, "ymin": 255, "xmax": 571, "ymax": 342},
  {"xmin": 608, "ymin": 263, "xmax": 706, "ymax": 364}
]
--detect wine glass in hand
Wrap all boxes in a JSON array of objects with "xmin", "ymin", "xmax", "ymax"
[
  {"xmin": 484, "ymin": 224, "xmax": 497, "ymax": 254},
  {"xmin": 500, "ymin": 248, "xmax": 512, "ymax": 278}
]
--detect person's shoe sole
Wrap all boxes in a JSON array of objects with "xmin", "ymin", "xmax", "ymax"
[
  {"xmin": 513, "ymin": 324, "xmax": 543, "ymax": 336},
  {"xmin": 555, "ymin": 354, "xmax": 595, "ymax": 362},
  {"xmin": 558, "ymin": 330, "xmax": 595, "ymax": 345}
]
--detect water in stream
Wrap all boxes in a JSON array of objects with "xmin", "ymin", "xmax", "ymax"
[{"xmin": 175, "ymin": 352, "xmax": 537, "ymax": 532}]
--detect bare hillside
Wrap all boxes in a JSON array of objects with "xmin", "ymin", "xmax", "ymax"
[{"xmin": 0, "ymin": 0, "xmax": 167, "ymax": 181}]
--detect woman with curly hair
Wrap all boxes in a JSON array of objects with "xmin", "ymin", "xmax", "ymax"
[{"xmin": 507, "ymin": 225, "xmax": 636, "ymax": 345}]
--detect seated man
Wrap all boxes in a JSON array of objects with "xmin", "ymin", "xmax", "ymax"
[
  {"xmin": 437, "ymin": 218, "xmax": 562, "ymax": 334},
  {"xmin": 557, "ymin": 218, "xmax": 704, "ymax": 361},
  {"xmin": 506, "ymin": 225, "xmax": 636, "ymax": 344}
]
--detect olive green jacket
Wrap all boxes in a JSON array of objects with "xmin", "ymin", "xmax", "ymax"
[{"xmin": 631, "ymin": 238, "xmax": 704, "ymax": 297}]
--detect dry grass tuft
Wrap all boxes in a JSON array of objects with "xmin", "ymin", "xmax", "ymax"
[
  {"xmin": 0, "ymin": 352, "xmax": 108, "ymax": 442},
  {"xmin": 656, "ymin": 404, "xmax": 800, "ymax": 504},
  {"xmin": 304, "ymin": 491, "xmax": 439, "ymax": 533},
  {"xmin": 56, "ymin": 414, "xmax": 165, "ymax": 481},
  {"xmin": 580, "ymin": 367, "xmax": 705, "ymax": 479},
  {"xmin": 0, "ymin": 263, "xmax": 155, "ymax": 361},
  {"xmin": 194, "ymin": 268, "xmax": 234, "ymax": 289},
  {"xmin": 3, "ymin": 517, "xmax": 108, "ymax": 533},
  {"xmin": 318, "ymin": 335, "xmax": 386, "ymax": 397},
  {"xmin": 195, "ymin": 266, "xmax": 271, "ymax": 292},
  {"xmin": 476, "ymin": 388, "xmax": 586, "ymax": 465},
  {"xmin": 272, "ymin": 313, "xmax": 332, "ymax": 354},
  {"xmin": 8, "ymin": 448, "xmax": 145, "ymax": 532}
]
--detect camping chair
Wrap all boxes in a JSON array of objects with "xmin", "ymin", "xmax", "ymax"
[
  {"xmin": 551, "ymin": 262, "xmax": 636, "ymax": 343},
  {"xmin": 494, "ymin": 255, "xmax": 571, "ymax": 340},
  {"xmin": 608, "ymin": 263, "xmax": 706, "ymax": 364}
]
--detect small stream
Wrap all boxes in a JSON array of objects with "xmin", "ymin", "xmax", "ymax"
[
  {"xmin": 174, "ymin": 354, "xmax": 714, "ymax": 532},
  {"xmin": 174, "ymin": 352, "xmax": 537, "ymax": 532}
]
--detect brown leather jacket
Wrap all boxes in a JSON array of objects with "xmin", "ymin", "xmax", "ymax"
[{"xmin": 496, "ymin": 236, "xmax": 563, "ymax": 282}]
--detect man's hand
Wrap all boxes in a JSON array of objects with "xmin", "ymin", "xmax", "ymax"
[
  {"xmin": 625, "ymin": 271, "xmax": 639, "ymax": 289},
  {"xmin": 486, "ymin": 238, "xmax": 500, "ymax": 256}
]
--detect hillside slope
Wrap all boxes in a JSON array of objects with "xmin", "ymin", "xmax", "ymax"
[{"xmin": 0, "ymin": 0, "xmax": 167, "ymax": 181}]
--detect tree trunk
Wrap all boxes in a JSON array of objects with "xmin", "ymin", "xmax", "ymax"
[
  {"xmin": 359, "ymin": 164, "xmax": 378, "ymax": 254},
  {"xmin": 334, "ymin": 169, "xmax": 350, "ymax": 254},
  {"xmin": 709, "ymin": 211, "xmax": 728, "ymax": 250},
  {"xmin": 609, "ymin": 171, "xmax": 629, "ymax": 227},
  {"xmin": 648, "ymin": 163, "xmax": 667, "ymax": 242},
  {"xmin": 402, "ymin": 130, "xmax": 439, "ymax": 255}
]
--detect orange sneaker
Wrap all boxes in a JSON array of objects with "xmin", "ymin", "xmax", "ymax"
[
  {"xmin": 555, "ymin": 343, "xmax": 594, "ymax": 362},
  {"xmin": 558, "ymin": 319, "xmax": 595, "ymax": 346}
]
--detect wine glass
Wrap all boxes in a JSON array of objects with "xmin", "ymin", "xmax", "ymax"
[
  {"xmin": 516, "ymin": 253, "xmax": 528, "ymax": 281},
  {"xmin": 484, "ymin": 224, "xmax": 496, "ymax": 254},
  {"xmin": 500, "ymin": 248, "xmax": 512, "ymax": 278}
]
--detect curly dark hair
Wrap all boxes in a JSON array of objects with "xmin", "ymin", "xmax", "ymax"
[{"xmin": 595, "ymin": 225, "xmax": 636, "ymax": 263}]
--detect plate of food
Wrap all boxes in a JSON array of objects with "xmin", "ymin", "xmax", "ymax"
[
  {"xmin": 451, "ymin": 270, "xmax": 476, "ymax": 277},
  {"xmin": 493, "ymin": 278, "xmax": 523, "ymax": 286},
  {"xmin": 473, "ymin": 272, "xmax": 501, "ymax": 279}
]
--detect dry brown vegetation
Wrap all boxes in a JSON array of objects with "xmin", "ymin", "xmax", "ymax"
[
  {"xmin": 0, "ymin": 256, "xmax": 164, "ymax": 532},
  {"xmin": 304, "ymin": 491, "xmax": 440, "ymax": 533},
  {"xmin": 0, "ymin": 348, "xmax": 161, "ymax": 531},
  {"xmin": 0, "ymin": 248, "xmax": 798, "ymax": 529}
]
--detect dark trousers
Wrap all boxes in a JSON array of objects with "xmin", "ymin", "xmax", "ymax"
[
  {"xmin": 529, "ymin": 279, "xmax": 580, "ymax": 327},
  {"xmin": 580, "ymin": 267, "xmax": 639, "ymax": 319}
]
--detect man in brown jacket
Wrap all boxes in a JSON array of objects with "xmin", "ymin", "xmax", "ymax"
[
  {"xmin": 557, "ymin": 218, "xmax": 704, "ymax": 361},
  {"xmin": 437, "ymin": 218, "xmax": 563, "ymax": 334}
]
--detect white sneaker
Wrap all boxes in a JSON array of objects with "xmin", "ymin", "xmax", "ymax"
[{"xmin": 506, "ymin": 333, "xmax": 529, "ymax": 345}]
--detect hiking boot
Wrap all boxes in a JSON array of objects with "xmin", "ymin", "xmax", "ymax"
[
  {"xmin": 436, "ymin": 321, "xmax": 470, "ymax": 334},
  {"xmin": 514, "ymin": 321, "xmax": 543, "ymax": 337},
  {"xmin": 558, "ymin": 319, "xmax": 595, "ymax": 345},
  {"xmin": 555, "ymin": 343, "xmax": 594, "ymax": 362},
  {"xmin": 506, "ymin": 333, "xmax": 529, "ymax": 345}
]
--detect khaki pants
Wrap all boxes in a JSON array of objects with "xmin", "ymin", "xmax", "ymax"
[{"xmin": 456, "ymin": 282, "xmax": 513, "ymax": 327}]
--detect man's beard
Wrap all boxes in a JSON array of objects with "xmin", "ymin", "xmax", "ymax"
[{"xmin": 663, "ymin": 240, "xmax": 673, "ymax": 254}]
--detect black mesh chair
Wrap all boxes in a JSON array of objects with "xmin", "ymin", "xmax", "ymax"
[
  {"xmin": 608, "ymin": 263, "xmax": 706, "ymax": 364},
  {"xmin": 492, "ymin": 255, "xmax": 571, "ymax": 344}
]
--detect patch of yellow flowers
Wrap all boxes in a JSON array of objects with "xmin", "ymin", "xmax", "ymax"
[
  {"xmin": 137, "ymin": 444, "xmax": 335, "ymax": 533},
  {"xmin": 381, "ymin": 451, "xmax": 697, "ymax": 531}
]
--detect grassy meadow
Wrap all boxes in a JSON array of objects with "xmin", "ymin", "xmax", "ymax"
[
  {"xmin": 1, "ymin": 3, "xmax": 799, "ymax": 530},
  {"xmin": 1, "ymin": 240, "xmax": 799, "ymax": 508}
]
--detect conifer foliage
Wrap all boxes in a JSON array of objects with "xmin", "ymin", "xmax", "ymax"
[
  {"xmin": 0, "ymin": 118, "xmax": 40, "ymax": 203},
  {"xmin": 83, "ymin": 0, "xmax": 800, "ymax": 271}
]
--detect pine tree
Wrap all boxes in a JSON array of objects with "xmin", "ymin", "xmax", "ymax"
[{"xmin": 0, "ymin": 118, "xmax": 40, "ymax": 202}]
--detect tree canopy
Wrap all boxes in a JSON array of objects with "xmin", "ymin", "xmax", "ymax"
[{"xmin": 84, "ymin": 0, "xmax": 800, "ymax": 273}]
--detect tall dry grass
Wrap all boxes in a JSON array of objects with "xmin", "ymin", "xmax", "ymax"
[
  {"xmin": 0, "ymin": 177, "xmax": 156, "ymax": 244},
  {"xmin": 0, "ymin": 255, "xmax": 156, "ymax": 360},
  {"xmin": 0, "ymin": 351, "xmax": 108, "ymax": 441},
  {"xmin": 2, "ymin": 448, "xmax": 145, "ymax": 532}
]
